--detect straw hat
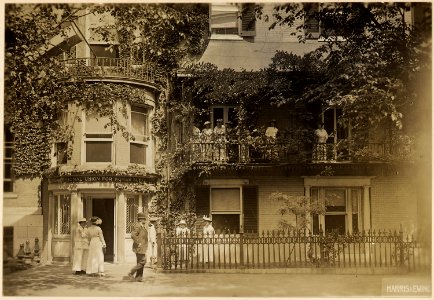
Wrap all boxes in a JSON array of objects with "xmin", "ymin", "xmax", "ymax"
[
  {"xmin": 78, "ymin": 218, "xmax": 87, "ymax": 223},
  {"xmin": 203, "ymin": 216, "xmax": 212, "ymax": 222},
  {"xmin": 178, "ymin": 220, "xmax": 187, "ymax": 225},
  {"xmin": 204, "ymin": 121, "xmax": 211, "ymax": 126}
]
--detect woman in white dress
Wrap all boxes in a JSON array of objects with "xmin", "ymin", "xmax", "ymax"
[
  {"xmin": 313, "ymin": 123, "xmax": 329, "ymax": 161},
  {"xmin": 201, "ymin": 121, "xmax": 213, "ymax": 161},
  {"xmin": 86, "ymin": 217, "xmax": 106, "ymax": 277},
  {"xmin": 202, "ymin": 216, "xmax": 215, "ymax": 264},
  {"xmin": 175, "ymin": 220, "xmax": 190, "ymax": 262}
]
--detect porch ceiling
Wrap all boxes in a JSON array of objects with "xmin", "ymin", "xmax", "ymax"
[{"xmin": 197, "ymin": 39, "xmax": 321, "ymax": 71}]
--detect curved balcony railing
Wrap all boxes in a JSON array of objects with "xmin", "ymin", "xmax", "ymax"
[{"xmin": 60, "ymin": 58, "xmax": 156, "ymax": 83}]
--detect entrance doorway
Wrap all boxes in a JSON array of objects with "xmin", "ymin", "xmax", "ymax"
[{"xmin": 92, "ymin": 198, "xmax": 115, "ymax": 262}]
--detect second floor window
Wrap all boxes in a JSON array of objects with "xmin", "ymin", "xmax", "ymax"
[
  {"xmin": 130, "ymin": 105, "xmax": 149, "ymax": 165},
  {"xmin": 84, "ymin": 112, "xmax": 113, "ymax": 163}
]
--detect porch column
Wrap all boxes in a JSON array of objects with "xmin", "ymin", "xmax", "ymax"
[
  {"xmin": 70, "ymin": 191, "xmax": 79, "ymax": 260},
  {"xmin": 47, "ymin": 192, "xmax": 54, "ymax": 262},
  {"xmin": 363, "ymin": 186, "xmax": 371, "ymax": 231},
  {"xmin": 116, "ymin": 191, "xmax": 126, "ymax": 263}
]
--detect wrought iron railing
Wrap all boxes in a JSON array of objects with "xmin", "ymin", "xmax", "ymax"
[
  {"xmin": 60, "ymin": 58, "xmax": 156, "ymax": 83},
  {"xmin": 185, "ymin": 140, "xmax": 411, "ymax": 164},
  {"xmin": 158, "ymin": 229, "xmax": 430, "ymax": 271}
]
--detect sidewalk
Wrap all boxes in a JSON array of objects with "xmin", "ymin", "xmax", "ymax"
[{"xmin": 2, "ymin": 262, "xmax": 431, "ymax": 298}]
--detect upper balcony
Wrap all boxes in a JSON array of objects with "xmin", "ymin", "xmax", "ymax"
[
  {"xmin": 59, "ymin": 58, "xmax": 158, "ymax": 89},
  {"xmin": 176, "ymin": 139, "xmax": 413, "ymax": 166}
]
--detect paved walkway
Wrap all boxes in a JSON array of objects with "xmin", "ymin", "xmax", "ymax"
[{"xmin": 2, "ymin": 263, "xmax": 431, "ymax": 298}]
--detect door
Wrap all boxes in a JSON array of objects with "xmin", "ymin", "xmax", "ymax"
[{"xmin": 92, "ymin": 198, "xmax": 114, "ymax": 262}]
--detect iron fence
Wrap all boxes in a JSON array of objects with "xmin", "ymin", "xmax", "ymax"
[{"xmin": 158, "ymin": 229, "xmax": 430, "ymax": 272}]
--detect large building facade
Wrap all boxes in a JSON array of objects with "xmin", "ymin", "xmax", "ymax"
[{"xmin": 3, "ymin": 3, "xmax": 431, "ymax": 265}]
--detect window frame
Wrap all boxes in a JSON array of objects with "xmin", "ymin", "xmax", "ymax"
[
  {"xmin": 210, "ymin": 185, "xmax": 243, "ymax": 232},
  {"xmin": 83, "ymin": 111, "xmax": 114, "ymax": 164},
  {"xmin": 311, "ymin": 186, "xmax": 362, "ymax": 235},
  {"xmin": 211, "ymin": 105, "xmax": 237, "ymax": 128},
  {"xmin": 129, "ymin": 104, "xmax": 150, "ymax": 165},
  {"xmin": 53, "ymin": 194, "xmax": 71, "ymax": 236},
  {"xmin": 303, "ymin": 3, "xmax": 346, "ymax": 42},
  {"xmin": 125, "ymin": 194, "xmax": 147, "ymax": 235}
]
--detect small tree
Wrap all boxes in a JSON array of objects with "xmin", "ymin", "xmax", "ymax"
[{"xmin": 270, "ymin": 192, "xmax": 325, "ymax": 232}]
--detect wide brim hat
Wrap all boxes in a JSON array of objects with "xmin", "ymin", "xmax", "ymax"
[
  {"xmin": 203, "ymin": 216, "xmax": 212, "ymax": 222},
  {"xmin": 90, "ymin": 216, "xmax": 99, "ymax": 224},
  {"xmin": 178, "ymin": 220, "xmax": 187, "ymax": 225},
  {"xmin": 204, "ymin": 121, "xmax": 211, "ymax": 126},
  {"xmin": 137, "ymin": 212, "xmax": 146, "ymax": 220},
  {"xmin": 78, "ymin": 218, "xmax": 87, "ymax": 223}
]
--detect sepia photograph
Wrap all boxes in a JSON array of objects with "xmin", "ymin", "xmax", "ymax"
[{"xmin": 2, "ymin": 1, "xmax": 432, "ymax": 298}]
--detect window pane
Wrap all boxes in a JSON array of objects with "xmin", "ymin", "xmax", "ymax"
[
  {"xmin": 212, "ymin": 214, "xmax": 240, "ymax": 233},
  {"xmin": 131, "ymin": 111, "xmax": 147, "ymax": 136},
  {"xmin": 3, "ymin": 181, "xmax": 13, "ymax": 192},
  {"xmin": 325, "ymin": 189, "xmax": 345, "ymax": 212},
  {"xmin": 212, "ymin": 107, "xmax": 224, "ymax": 126},
  {"xmin": 211, "ymin": 188, "xmax": 240, "ymax": 211},
  {"xmin": 55, "ymin": 195, "xmax": 71, "ymax": 235},
  {"xmin": 86, "ymin": 113, "xmax": 111, "ymax": 133},
  {"xmin": 4, "ymin": 163, "xmax": 11, "ymax": 178},
  {"xmin": 56, "ymin": 142, "xmax": 68, "ymax": 165},
  {"xmin": 86, "ymin": 141, "xmax": 112, "ymax": 162},
  {"xmin": 325, "ymin": 215, "xmax": 345, "ymax": 235},
  {"xmin": 126, "ymin": 196, "xmax": 139, "ymax": 233},
  {"xmin": 130, "ymin": 143, "xmax": 146, "ymax": 164},
  {"xmin": 351, "ymin": 189, "xmax": 360, "ymax": 212}
]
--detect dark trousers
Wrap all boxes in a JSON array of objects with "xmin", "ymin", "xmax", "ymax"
[{"xmin": 130, "ymin": 253, "xmax": 146, "ymax": 278}]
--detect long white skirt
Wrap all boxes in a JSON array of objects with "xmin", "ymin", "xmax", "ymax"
[
  {"xmin": 72, "ymin": 248, "xmax": 88, "ymax": 271},
  {"xmin": 86, "ymin": 238, "xmax": 104, "ymax": 274}
]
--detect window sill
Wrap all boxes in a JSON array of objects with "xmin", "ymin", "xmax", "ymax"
[
  {"xmin": 210, "ymin": 34, "xmax": 244, "ymax": 41},
  {"xmin": 3, "ymin": 192, "xmax": 18, "ymax": 199}
]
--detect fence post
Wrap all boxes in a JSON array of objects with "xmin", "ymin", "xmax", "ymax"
[
  {"xmin": 239, "ymin": 225, "xmax": 244, "ymax": 269},
  {"xmin": 399, "ymin": 224, "xmax": 404, "ymax": 267},
  {"xmin": 156, "ymin": 227, "xmax": 162, "ymax": 270}
]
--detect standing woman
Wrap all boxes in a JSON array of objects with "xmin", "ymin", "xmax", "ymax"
[
  {"xmin": 202, "ymin": 216, "xmax": 215, "ymax": 264},
  {"xmin": 72, "ymin": 218, "xmax": 89, "ymax": 275},
  {"xmin": 86, "ymin": 216, "xmax": 106, "ymax": 277}
]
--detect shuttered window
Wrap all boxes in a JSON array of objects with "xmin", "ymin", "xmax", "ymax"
[
  {"xmin": 243, "ymin": 185, "xmax": 258, "ymax": 233},
  {"xmin": 195, "ymin": 186, "xmax": 210, "ymax": 217},
  {"xmin": 195, "ymin": 185, "xmax": 258, "ymax": 234},
  {"xmin": 240, "ymin": 3, "xmax": 256, "ymax": 37}
]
